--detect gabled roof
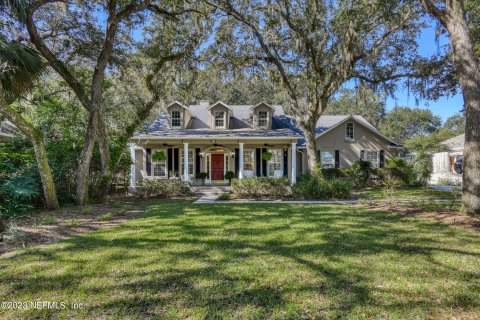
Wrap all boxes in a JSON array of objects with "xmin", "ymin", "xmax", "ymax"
[
  {"xmin": 296, "ymin": 115, "xmax": 401, "ymax": 148},
  {"xmin": 250, "ymin": 102, "xmax": 276, "ymax": 111},
  {"xmin": 207, "ymin": 101, "xmax": 233, "ymax": 111},
  {"xmin": 441, "ymin": 133, "xmax": 464, "ymax": 150}
]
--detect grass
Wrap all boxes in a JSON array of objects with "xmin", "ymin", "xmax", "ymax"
[
  {"xmin": 36, "ymin": 215, "xmax": 57, "ymax": 225},
  {"xmin": 356, "ymin": 186, "xmax": 458, "ymax": 200},
  {"xmin": 97, "ymin": 213, "xmax": 113, "ymax": 221},
  {"xmin": 0, "ymin": 201, "xmax": 479, "ymax": 319}
]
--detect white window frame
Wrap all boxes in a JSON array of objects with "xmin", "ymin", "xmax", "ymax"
[
  {"xmin": 214, "ymin": 111, "xmax": 225, "ymax": 128},
  {"xmin": 365, "ymin": 150, "xmax": 379, "ymax": 168},
  {"xmin": 243, "ymin": 149, "xmax": 254, "ymax": 171},
  {"xmin": 267, "ymin": 149, "xmax": 283, "ymax": 177},
  {"xmin": 320, "ymin": 150, "xmax": 335, "ymax": 169},
  {"xmin": 345, "ymin": 122, "xmax": 354, "ymax": 141},
  {"xmin": 224, "ymin": 154, "xmax": 230, "ymax": 175},
  {"xmin": 258, "ymin": 111, "xmax": 268, "ymax": 128},
  {"xmin": 152, "ymin": 149, "xmax": 167, "ymax": 178},
  {"xmin": 171, "ymin": 110, "xmax": 182, "ymax": 128},
  {"xmin": 180, "ymin": 149, "xmax": 194, "ymax": 176}
]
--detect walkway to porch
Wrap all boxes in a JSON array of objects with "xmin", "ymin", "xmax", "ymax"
[{"xmin": 192, "ymin": 185, "xmax": 231, "ymax": 203}]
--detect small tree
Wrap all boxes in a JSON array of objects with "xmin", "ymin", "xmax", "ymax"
[{"xmin": 225, "ymin": 171, "xmax": 235, "ymax": 184}]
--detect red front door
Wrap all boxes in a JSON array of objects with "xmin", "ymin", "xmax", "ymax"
[{"xmin": 211, "ymin": 154, "xmax": 224, "ymax": 180}]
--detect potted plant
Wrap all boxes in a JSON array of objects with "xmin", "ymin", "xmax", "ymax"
[
  {"xmin": 225, "ymin": 171, "xmax": 235, "ymax": 184},
  {"xmin": 262, "ymin": 151, "xmax": 273, "ymax": 161},
  {"xmin": 152, "ymin": 150, "xmax": 167, "ymax": 162},
  {"xmin": 196, "ymin": 172, "xmax": 208, "ymax": 185}
]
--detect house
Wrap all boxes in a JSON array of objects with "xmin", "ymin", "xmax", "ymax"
[
  {"xmin": 431, "ymin": 133, "xmax": 464, "ymax": 185},
  {"xmin": 128, "ymin": 101, "xmax": 401, "ymax": 187},
  {"xmin": 0, "ymin": 121, "xmax": 17, "ymax": 142}
]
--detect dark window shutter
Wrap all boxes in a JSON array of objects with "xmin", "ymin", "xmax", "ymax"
[
  {"xmin": 317, "ymin": 150, "xmax": 321, "ymax": 164},
  {"xmin": 262, "ymin": 148, "xmax": 267, "ymax": 176},
  {"xmin": 283, "ymin": 149, "xmax": 288, "ymax": 177},
  {"xmin": 167, "ymin": 148, "xmax": 173, "ymax": 177},
  {"xmin": 360, "ymin": 150, "xmax": 365, "ymax": 161},
  {"xmin": 146, "ymin": 148, "xmax": 152, "ymax": 176},
  {"xmin": 195, "ymin": 148, "xmax": 201, "ymax": 174},
  {"xmin": 235, "ymin": 148, "xmax": 239, "ymax": 178},
  {"xmin": 335, "ymin": 150, "xmax": 340, "ymax": 168},
  {"xmin": 256, "ymin": 148, "xmax": 261, "ymax": 177},
  {"xmin": 379, "ymin": 150, "xmax": 385, "ymax": 168},
  {"xmin": 173, "ymin": 148, "xmax": 179, "ymax": 173}
]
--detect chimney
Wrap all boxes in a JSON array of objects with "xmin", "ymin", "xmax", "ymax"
[{"xmin": 199, "ymin": 100, "xmax": 209, "ymax": 107}]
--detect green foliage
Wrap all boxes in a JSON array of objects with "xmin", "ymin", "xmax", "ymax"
[
  {"xmin": 380, "ymin": 107, "xmax": 442, "ymax": 144},
  {"xmin": 231, "ymin": 177, "xmax": 291, "ymax": 198},
  {"xmin": 151, "ymin": 151, "xmax": 167, "ymax": 162},
  {"xmin": 196, "ymin": 172, "xmax": 208, "ymax": 180},
  {"xmin": 98, "ymin": 213, "xmax": 113, "ymax": 221},
  {"xmin": 134, "ymin": 179, "xmax": 189, "ymax": 198},
  {"xmin": 217, "ymin": 193, "xmax": 230, "ymax": 201},
  {"xmin": 346, "ymin": 160, "xmax": 372, "ymax": 188},
  {"xmin": 261, "ymin": 152, "xmax": 273, "ymax": 161},
  {"xmin": 326, "ymin": 87, "xmax": 386, "ymax": 127},
  {"xmin": 37, "ymin": 215, "xmax": 57, "ymax": 225},
  {"xmin": 66, "ymin": 219, "xmax": 80, "ymax": 228},
  {"xmin": 293, "ymin": 168, "xmax": 351, "ymax": 200},
  {"xmin": 411, "ymin": 152, "xmax": 432, "ymax": 186},
  {"xmin": 224, "ymin": 171, "xmax": 235, "ymax": 182},
  {"xmin": 378, "ymin": 158, "xmax": 416, "ymax": 186},
  {"xmin": 322, "ymin": 168, "xmax": 347, "ymax": 180}
]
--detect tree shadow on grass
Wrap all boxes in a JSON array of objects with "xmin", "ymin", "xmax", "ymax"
[{"xmin": 1, "ymin": 201, "xmax": 480, "ymax": 319}]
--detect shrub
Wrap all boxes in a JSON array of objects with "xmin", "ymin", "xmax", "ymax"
[
  {"xmin": 196, "ymin": 172, "xmax": 208, "ymax": 185},
  {"xmin": 3, "ymin": 226, "xmax": 26, "ymax": 243},
  {"xmin": 217, "ymin": 193, "xmax": 230, "ymax": 200},
  {"xmin": 346, "ymin": 160, "xmax": 372, "ymax": 187},
  {"xmin": 133, "ymin": 179, "xmax": 189, "ymax": 198},
  {"xmin": 66, "ymin": 219, "xmax": 80, "ymax": 228},
  {"xmin": 411, "ymin": 151, "xmax": 432, "ymax": 186},
  {"xmin": 322, "ymin": 168, "xmax": 347, "ymax": 180},
  {"xmin": 151, "ymin": 150, "xmax": 167, "ymax": 162},
  {"xmin": 231, "ymin": 177, "xmax": 291, "ymax": 198},
  {"xmin": 224, "ymin": 171, "xmax": 235, "ymax": 183},
  {"xmin": 379, "ymin": 158, "xmax": 416, "ymax": 186},
  {"xmin": 98, "ymin": 213, "xmax": 113, "ymax": 221},
  {"xmin": 293, "ymin": 167, "xmax": 352, "ymax": 199},
  {"xmin": 261, "ymin": 152, "xmax": 273, "ymax": 161},
  {"xmin": 37, "ymin": 215, "xmax": 57, "ymax": 225}
]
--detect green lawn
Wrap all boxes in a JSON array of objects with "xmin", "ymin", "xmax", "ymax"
[
  {"xmin": 356, "ymin": 186, "xmax": 458, "ymax": 200},
  {"xmin": 1, "ymin": 201, "xmax": 479, "ymax": 319}
]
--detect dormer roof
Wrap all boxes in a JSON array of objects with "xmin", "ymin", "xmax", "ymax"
[
  {"xmin": 207, "ymin": 101, "xmax": 233, "ymax": 112},
  {"xmin": 250, "ymin": 102, "xmax": 276, "ymax": 112}
]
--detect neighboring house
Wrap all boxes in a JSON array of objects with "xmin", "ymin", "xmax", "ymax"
[
  {"xmin": 128, "ymin": 101, "xmax": 401, "ymax": 187},
  {"xmin": 0, "ymin": 121, "xmax": 17, "ymax": 142},
  {"xmin": 431, "ymin": 133, "xmax": 464, "ymax": 185}
]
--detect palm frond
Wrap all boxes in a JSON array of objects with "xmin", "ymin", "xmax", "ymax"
[{"xmin": 0, "ymin": 36, "xmax": 46, "ymax": 99}]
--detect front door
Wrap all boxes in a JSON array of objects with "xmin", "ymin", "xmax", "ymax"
[{"xmin": 211, "ymin": 154, "xmax": 224, "ymax": 180}]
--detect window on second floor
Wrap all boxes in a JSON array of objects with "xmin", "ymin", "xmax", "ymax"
[
  {"xmin": 215, "ymin": 111, "xmax": 225, "ymax": 128},
  {"xmin": 171, "ymin": 111, "xmax": 181, "ymax": 128},
  {"xmin": 345, "ymin": 122, "xmax": 354, "ymax": 140},
  {"xmin": 258, "ymin": 111, "xmax": 268, "ymax": 128}
]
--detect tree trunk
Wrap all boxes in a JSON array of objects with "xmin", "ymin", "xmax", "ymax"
[
  {"xmin": 75, "ymin": 109, "xmax": 99, "ymax": 205},
  {"xmin": 442, "ymin": 0, "xmax": 480, "ymax": 214},
  {"xmin": 303, "ymin": 129, "xmax": 318, "ymax": 171},
  {"xmin": 0, "ymin": 88, "xmax": 60, "ymax": 210}
]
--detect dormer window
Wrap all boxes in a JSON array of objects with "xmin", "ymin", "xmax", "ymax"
[
  {"xmin": 258, "ymin": 111, "xmax": 268, "ymax": 128},
  {"xmin": 345, "ymin": 122, "xmax": 354, "ymax": 140},
  {"xmin": 171, "ymin": 111, "xmax": 182, "ymax": 128},
  {"xmin": 214, "ymin": 111, "xmax": 225, "ymax": 128}
]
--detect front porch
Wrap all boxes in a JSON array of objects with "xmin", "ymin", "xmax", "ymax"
[{"xmin": 128, "ymin": 139, "xmax": 298, "ymax": 187}]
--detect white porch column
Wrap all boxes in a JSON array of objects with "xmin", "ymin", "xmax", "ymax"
[
  {"xmin": 183, "ymin": 142, "xmax": 189, "ymax": 181},
  {"xmin": 129, "ymin": 143, "xmax": 136, "ymax": 187},
  {"xmin": 239, "ymin": 142, "xmax": 244, "ymax": 179},
  {"xmin": 291, "ymin": 142, "xmax": 297, "ymax": 185}
]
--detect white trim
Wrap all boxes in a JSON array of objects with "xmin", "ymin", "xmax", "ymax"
[
  {"xmin": 291, "ymin": 143, "xmax": 297, "ymax": 185},
  {"xmin": 250, "ymin": 102, "xmax": 276, "ymax": 111},
  {"xmin": 239, "ymin": 143, "xmax": 244, "ymax": 179},
  {"xmin": 183, "ymin": 143, "xmax": 189, "ymax": 181},
  {"xmin": 129, "ymin": 143, "xmax": 136, "ymax": 187},
  {"xmin": 131, "ymin": 136, "xmax": 300, "ymax": 140}
]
